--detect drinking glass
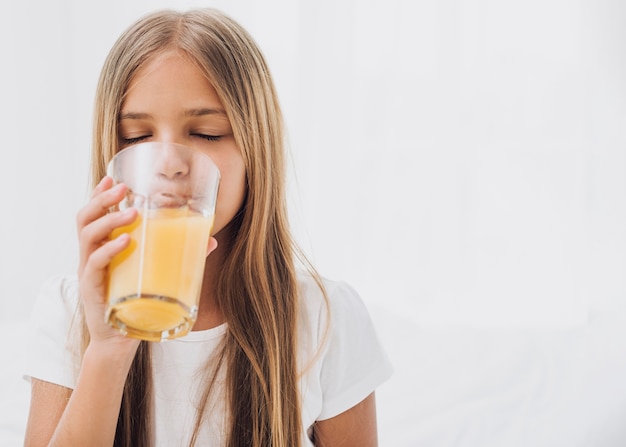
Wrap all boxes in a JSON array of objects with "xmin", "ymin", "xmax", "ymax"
[{"xmin": 105, "ymin": 142, "xmax": 220, "ymax": 341}]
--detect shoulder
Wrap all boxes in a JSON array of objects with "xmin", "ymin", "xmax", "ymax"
[
  {"xmin": 296, "ymin": 272, "xmax": 368, "ymax": 348},
  {"xmin": 296, "ymin": 271, "xmax": 381, "ymax": 355},
  {"xmin": 29, "ymin": 274, "xmax": 79, "ymax": 332},
  {"xmin": 296, "ymin": 271, "xmax": 368, "ymax": 325},
  {"xmin": 24, "ymin": 274, "xmax": 80, "ymax": 389},
  {"xmin": 296, "ymin": 271, "xmax": 393, "ymax": 421},
  {"xmin": 39, "ymin": 274, "xmax": 79, "ymax": 305}
]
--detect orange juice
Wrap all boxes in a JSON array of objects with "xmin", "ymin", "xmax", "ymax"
[{"xmin": 106, "ymin": 207, "xmax": 213, "ymax": 341}]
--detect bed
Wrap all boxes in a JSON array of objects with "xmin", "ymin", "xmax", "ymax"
[{"xmin": 3, "ymin": 307, "xmax": 626, "ymax": 446}]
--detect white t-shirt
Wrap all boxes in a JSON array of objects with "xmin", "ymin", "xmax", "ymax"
[{"xmin": 24, "ymin": 273, "xmax": 393, "ymax": 446}]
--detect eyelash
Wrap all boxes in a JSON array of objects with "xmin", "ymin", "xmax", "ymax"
[
  {"xmin": 193, "ymin": 134, "xmax": 221, "ymax": 142},
  {"xmin": 121, "ymin": 136, "xmax": 149, "ymax": 145},
  {"xmin": 120, "ymin": 134, "xmax": 222, "ymax": 145}
]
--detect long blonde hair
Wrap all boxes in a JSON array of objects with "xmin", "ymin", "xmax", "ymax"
[{"xmin": 89, "ymin": 8, "xmax": 304, "ymax": 446}]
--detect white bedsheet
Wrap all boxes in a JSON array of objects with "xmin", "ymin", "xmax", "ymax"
[{"xmin": 4, "ymin": 308, "xmax": 626, "ymax": 446}]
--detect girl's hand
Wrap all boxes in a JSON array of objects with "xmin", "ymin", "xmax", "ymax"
[
  {"xmin": 76, "ymin": 176, "xmax": 140, "ymax": 352},
  {"xmin": 76, "ymin": 176, "xmax": 219, "ymax": 353}
]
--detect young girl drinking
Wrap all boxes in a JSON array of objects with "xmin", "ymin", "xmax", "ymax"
[{"xmin": 24, "ymin": 8, "xmax": 392, "ymax": 447}]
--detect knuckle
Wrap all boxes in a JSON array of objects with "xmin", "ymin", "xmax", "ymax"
[
  {"xmin": 85, "ymin": 248, "xmax": 106, "ymax": 272},
  {"xmin": 78, "ymin": 223, "xmax": 92, "ymax": 241},
  {"xmin": 76, "ymin": 207, "xmax": 88, "ymax": 228}
]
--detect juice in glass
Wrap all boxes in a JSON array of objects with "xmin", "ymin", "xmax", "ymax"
[{"xmin": 106, "ymin": 206, "xmax": 214, "ymax": 341}]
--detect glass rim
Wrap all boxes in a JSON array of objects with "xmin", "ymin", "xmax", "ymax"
[{"xmin": 107, "ymin": 141, "xmax": 221, "ymax": 180}]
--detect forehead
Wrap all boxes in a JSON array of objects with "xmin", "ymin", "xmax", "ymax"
[{"xmin": 122, "ymin": 50, "xmax": 222, "ymax": 109}]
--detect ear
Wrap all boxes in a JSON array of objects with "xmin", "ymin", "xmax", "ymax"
[{"xmin": 206, "ymin": 236, "xmax": 218, "ymax": 257}]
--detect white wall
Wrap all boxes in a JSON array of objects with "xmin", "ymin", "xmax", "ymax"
[{"xmin": 1, "ymin": 0, "xmax": 624, "ymax": 328}]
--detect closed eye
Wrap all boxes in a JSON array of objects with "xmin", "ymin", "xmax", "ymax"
[
  {"xmin": 121, "ymin": 135, "xmax": 151, "ymax": 145},
  {"xmin": 192, "ymin": 134, "xmax": 221, "ymax": 142}
]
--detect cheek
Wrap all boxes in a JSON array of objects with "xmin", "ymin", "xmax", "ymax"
[{"xmin": 212, "ymin": 159, "xmax": 246, "ymax": 234}]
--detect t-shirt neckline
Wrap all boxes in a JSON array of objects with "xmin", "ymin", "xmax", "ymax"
[{"xmin": 168, "ymin": 322, "xmax": 228, "ymax": 343}]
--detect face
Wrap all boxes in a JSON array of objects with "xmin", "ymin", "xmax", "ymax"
[{"xmin": 118, "ymin": 50, "xmax": 246, "ymax": 236}]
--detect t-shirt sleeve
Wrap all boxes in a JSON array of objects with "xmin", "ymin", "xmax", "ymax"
[
  {"xmin": 317, "ymin": 281, "xmax": 393, "ymax": 420},
  {"xmin": 23, "ymin": 275, "xmax": 80, "ymax": 390}
]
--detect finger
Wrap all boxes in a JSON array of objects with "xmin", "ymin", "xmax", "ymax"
[
  {"xmin": 77, "ymin": 183, "xmax": 128, "ymax": 230},
  {"xmin": 206, "ymin": 236, "xmax": 218, "ymax": 257},
  {"xmin": 91, "ymin": 176, "xmax": 114, "ymax": 199},
  {"xmin": 78, "ymin": 208, "xmax": 137, "ymax": 270},
  {"xmin": 81, "ymin": 233, "xmax": 131, "ymax": 298},
  {"xmin": 79, "ymin": 207, "xmax": 137, "ymax": 249}
]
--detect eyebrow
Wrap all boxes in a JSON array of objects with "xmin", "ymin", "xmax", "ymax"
[
  {"xmin": 119, "ymin": 112, "xmax": 151, "ymax": 120},
  {"xmin": 184, "ymin": 107, "xmax": 227, "ymax": 117},
  {"xmin": 119, "ymin": 108, "xmax": 227, "ymax": 120}
]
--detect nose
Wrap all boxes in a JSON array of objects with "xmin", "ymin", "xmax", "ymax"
[
  {"xmin": 148, "ymin": 144, "xmax": 194, "ymax": 207},
  {"xmin": 155, "ymin": 144, "xmax": 191, "ymax": 180}
]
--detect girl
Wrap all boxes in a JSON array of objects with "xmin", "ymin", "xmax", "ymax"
[{"xmin": 24, "ymin": 8, "xmax": 392, "ymax": 447}]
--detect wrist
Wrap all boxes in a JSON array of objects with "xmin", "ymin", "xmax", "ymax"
[{"xmin": 83, "ymin": 337, "xmax": 141, "ymax": 373}]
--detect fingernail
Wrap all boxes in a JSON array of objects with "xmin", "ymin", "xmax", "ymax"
[{"xmin": 116, "ymin": 233, "xmax": 130, "ymax": 244}]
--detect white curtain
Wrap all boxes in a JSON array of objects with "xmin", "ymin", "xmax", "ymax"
[{"xmin": 1, "ymin": 0, "xmax": 624, "ymax": 328}]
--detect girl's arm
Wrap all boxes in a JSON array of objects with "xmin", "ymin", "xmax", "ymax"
[
  {"xmin": 25, "ymin": 177, "xmax": 140, "ymax": 446},
  {"xmin": 24, "ymin": 380, "xmax": 70, "ymax": 446},
  {"xmin": 24, "ymin": 341, "xmax": 138, "ymax": 447},
  {"xmin": 313, "ymin": 392, "xmax": 379, "ymax": 447}
]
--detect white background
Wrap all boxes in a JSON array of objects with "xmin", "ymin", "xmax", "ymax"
[{"xmin": 0, "ymin": 0, "xmax": 624, "ymax": 328}]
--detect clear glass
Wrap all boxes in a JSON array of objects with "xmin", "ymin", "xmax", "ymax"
[{"xmin": 105, "ymin": 142, "xmax": 220, "ymax": 341}]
